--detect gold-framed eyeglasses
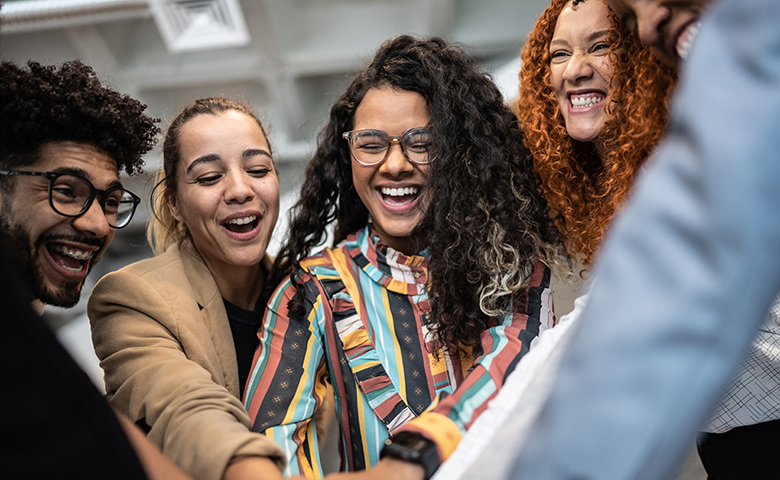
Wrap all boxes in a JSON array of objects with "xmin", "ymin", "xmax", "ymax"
[
  {"xmin": 342, "ymin": 126, "xmax": 432, "ymax": 166},
  {"xmin": 0, "ymin": 170, "xmax": 141, "ymax": 229}
]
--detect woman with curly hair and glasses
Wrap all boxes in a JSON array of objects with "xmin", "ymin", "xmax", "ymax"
[
  {"xmin": 520, "ymin": 0, "xmax": 675, "ymax": 268},
  {"xmin": 243, "ymin": 35, "xmax": 563, "ymax": 480}
]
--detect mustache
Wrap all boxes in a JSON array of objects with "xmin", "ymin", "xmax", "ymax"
[{"xmin": 38, "ymin": 233, "xmax": 104, "ymax": 250}]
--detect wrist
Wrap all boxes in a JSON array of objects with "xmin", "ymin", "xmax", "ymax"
[{"xmin": 380, "ymin": 432, "xmax": 440, "ymax": 480}]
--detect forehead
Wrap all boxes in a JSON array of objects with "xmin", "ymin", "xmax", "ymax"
[
  {"xmin": 353, "ymin": 87, "xmax": 429, "ymax": 131},
  {"xmin": 554, "ymin": 0, "xmax": 612, "ymax": 39},
  {"xmin": 33, "ymin": 141, "xmax": 120, "ymax": 186},
  {"xmin": 178, "ymin": 111, "xmax": 269, "ymax": 158}
]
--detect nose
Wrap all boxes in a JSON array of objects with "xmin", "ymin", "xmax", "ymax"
[
  {"xmin": 71, "ymin": 198, "xmax": 112, "ymax": 238},
  {"xmin": 562, "ymin": 53, "xmax": 593, "ymax": 83},
  {"xmin": 379, "ymin": 140, "xmax": 414, "ymax": 177},
  {"xmin": 634, "ymin": 3, "xmax": 670, "ymax": 48},
  {"xmin": 225, "ymin": 170, "xmax": 254, "ymax": 204}
]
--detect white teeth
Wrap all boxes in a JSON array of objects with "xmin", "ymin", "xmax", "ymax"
[
  {"xmin": 570, "ymin": 94, "xmax": 604, "ymax": 108},
  {"xmin": 226, "ymin": 215, "xmax": 257, "ymax": 225},
  {"xmin": 381, "ymin": 187, "xmax": 419, "ymax": 197},
  {"xmin": 677, "ymin": 20, "xmax": 701, "ymax": 60},
  {"xmin": 62, "ymin": 264, "xmax": 85, "ymax": 274},
  {"xmin": 50, "ymin": 245, "xmax": 94, "ymax": 260}
]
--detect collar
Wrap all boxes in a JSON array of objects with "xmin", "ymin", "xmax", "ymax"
[{"xmin": 339, "ymin": 225, "xmax": 429, "ymax": 296}]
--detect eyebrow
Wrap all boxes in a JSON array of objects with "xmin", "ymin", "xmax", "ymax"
[
  {"xmin": 588, "ymin": 29, "xmax": 610, "ymax": 42},
  {"xmin": 550, "ymin": 29, "xmax": 611, "ymax": 48},
  {"xmin": 51, "ymin": 166, "xmax": 123, "ymax": 190},
  {"xmin": 185, "ymin": 154, "xmax": 221, "ymax": 174},
  {"xmin": 243, "ymin": 148, "xmax": 272, "ymax": 158}
]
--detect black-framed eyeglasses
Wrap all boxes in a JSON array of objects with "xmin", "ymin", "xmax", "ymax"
[
  {"xmin": 0, "ymin": 170, "xmax": 141, "ymax": 229},
  {"xmin": 342, "ymin": 126, "xmax": 432, "ymax": 166}
]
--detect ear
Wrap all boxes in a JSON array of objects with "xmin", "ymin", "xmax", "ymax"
[{"xmin": 165, "ymin": 190, "xmax": 184, "ymax": 223}]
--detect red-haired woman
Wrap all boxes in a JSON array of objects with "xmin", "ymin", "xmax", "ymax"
[{"xmin": 520, "ymin": 0, "xmax": 675, "ymax": 267}]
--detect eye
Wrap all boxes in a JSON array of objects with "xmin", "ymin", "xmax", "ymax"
[
  {"xmin": 550, "ymin": 49, "xmax": 571, "ymax": 62},
  {"xmin": 248, "ymin": 167, "xmax": 272, "ymax": 177},
  {"xmin": 53, "ymin": 185, "xmax": 77, "ymax": 198},
  {"xmin": 354, "ymin": 131, "xmax": 388, "ymax": 152},
  {"xmin": 405, "ymin": 131, "xmax": 432, "ymax": 153},
  {"xmin": 103, "ymin": 193, "xmax": 122, "ymax": 212},
  {"xmin": 591, "ymin": 42, "xmax": 610, "ymax": 54},
  {"xmin": 196, "ymin": 174, "xmax": 222, "ymax": 185}
]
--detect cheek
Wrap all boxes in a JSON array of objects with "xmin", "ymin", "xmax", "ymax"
[
  {"xmin": 597, "ymin": 60, "xmax": 615, "ymax": 89},
  {"xmin": 259, "ymin": 181, "xmax": 280, "ymax": 215},
  {"xmin": 175, "ymin": 191, "xmax": 215, "ymax": 227},
  {"xmin": 351, "ymin": 164, "xmax": 371, "ymax": 197}
]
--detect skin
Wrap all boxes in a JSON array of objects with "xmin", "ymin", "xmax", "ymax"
[
  {"xmin": 606, "ymin": 0, "xmax": 710, "ymax": 67},
  {"xmin": 0, "ymin": 142, "xmax": 118, "ymax": 308},
  {"xmin": 350, "ymin": 86, "xmax": 430, "ymax": 255},
  {"xmin": 550, "ymin": 0, "xmax": 615, "ymax": 144},
  {"xmin": 167, "ymin": 110, "xmax": 280, "ymax": 310}
]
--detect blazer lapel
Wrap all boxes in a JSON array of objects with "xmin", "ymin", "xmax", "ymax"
[{"xmin": 179, "ymin": 241, "xmax": 242, "ymax": 399}]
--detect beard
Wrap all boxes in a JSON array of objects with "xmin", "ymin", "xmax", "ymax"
[{"xmin": 0, "ymin": 206, "xmax": 99, "ymax": 309}]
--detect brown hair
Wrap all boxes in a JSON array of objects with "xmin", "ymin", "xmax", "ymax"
[
  {"xmin": 147, "ymin": 97, "xmax": 272, "ymax": 254},
  {"xmin": 518, "ymin": 0, "xmax": 676, "ymax": 266}
]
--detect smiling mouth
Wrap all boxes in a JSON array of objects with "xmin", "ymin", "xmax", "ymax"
[
  {"xmin": 676, "ymin": 20, "xmax": 701, "ymax": 60},
  {"xmin": 47, "ymin": 243, "xmax": 95, "ymax": 274},
  {"xmin": 380, "ymin": 186, "xmax": 420, "ymax": 207},
  {"xmin": 570, "ymin": 93, "xmax": 605, "ymax": 109},
  {"xmin": 223, "ymin": 215, "xmax": 259, "ymax": 234}
]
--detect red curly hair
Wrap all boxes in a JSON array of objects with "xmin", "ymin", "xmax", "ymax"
[{"xmin": 518, "ymin": 0, "xmax": 676, "ymax": 267}]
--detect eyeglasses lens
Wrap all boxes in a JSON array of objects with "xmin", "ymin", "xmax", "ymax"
[
  {"xmin": 352, "ymin": 129, "xmax": 430, "ymax": 165},
  {"xmin": 50, "ymin": 174, "xmax": 135, "ymax": 228}
]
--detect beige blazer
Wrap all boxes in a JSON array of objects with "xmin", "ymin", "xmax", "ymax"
[{"xmin": 88, "ymin": 241, "xmax": 284, "ymax": 480}]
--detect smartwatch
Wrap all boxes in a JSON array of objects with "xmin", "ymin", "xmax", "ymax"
[{"xmin": 380, "ymin": 431, "xmax": 441, "ymax": 480}]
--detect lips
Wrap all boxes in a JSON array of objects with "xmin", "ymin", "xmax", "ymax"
[
  {"xmin": 221, "ymin": 212, "xmax": 262, "ymax": 240},
  {"xmin": 45, "ymin": 242, "xmax": 97, "ymax": 278},
  {"xmin": 378, "ymin": 185, "xmax": 422, "ymax": 212},
  {"xmin": 568, "ymin": 91, "xmax": 607, "ymax": 112}
]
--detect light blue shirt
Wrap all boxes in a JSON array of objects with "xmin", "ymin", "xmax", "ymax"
[{"xmin": 500, "ymin": 0, "xmax": 780, "ymax": 478}]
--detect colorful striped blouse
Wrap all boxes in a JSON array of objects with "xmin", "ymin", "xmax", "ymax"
[{"xmin": 244, "ymin": 225, "xmax": 554, "ymax": 477}]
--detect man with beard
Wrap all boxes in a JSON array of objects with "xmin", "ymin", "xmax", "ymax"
[
  {"xmin": 0, "ymin": 60, "xmax": 157, "ymax": 310},
  {"xmin": 440, "ymin": 0, "xmax": 780, "ymax": 479},
  {"xmin": 0, "ymin": 59, "xmax": 190, "ymax": 479}
]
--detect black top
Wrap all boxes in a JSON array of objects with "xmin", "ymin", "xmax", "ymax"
[
  {"xmin": 223, "ymin": 298, "xmax": 263, "ymax": 398},
  {"xmin": 0, "ymin": 238, "xmax": 148, "ymax": 480}
]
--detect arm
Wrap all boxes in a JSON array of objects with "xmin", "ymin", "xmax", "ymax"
[
  {"xmin": 244, "ymin": 274, "xmax": 331, "ymax": 478},
  {"xmin": 339, "ymin": 262, "xmax": 553, "ymax": 480},
  {"xmin": 511, "ymin": 0, "xmax": 780, "ymax": 478},
  {"xmin": 89, "ymin": 268, "xmax": 284, "ymax": 480}
]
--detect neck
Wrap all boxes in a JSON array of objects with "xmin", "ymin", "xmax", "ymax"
[{"xmin": 209, "ymin": 262, "xmax": 266, "ymax": 311}]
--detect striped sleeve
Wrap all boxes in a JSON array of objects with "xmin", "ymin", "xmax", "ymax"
[
  {"xmin": 244, "ymin": 273, "xmax": 331, "ymax": 478},
  {"xmin": 400, "ymin": 261, "xmax": 554, "ymax": 462}
]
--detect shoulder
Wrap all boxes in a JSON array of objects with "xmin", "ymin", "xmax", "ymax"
[
  {"xmin": 89, "ymin": 244, "xmax": 197, "ymax": 309},
  {"xmin": 106, "ymin": 244, "xmax": 186, "ymax": 282}
]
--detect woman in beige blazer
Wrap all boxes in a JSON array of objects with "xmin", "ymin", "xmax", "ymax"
[{"xmin": 89, "ymin": 98, "xmax": 285, "ymax": 480}]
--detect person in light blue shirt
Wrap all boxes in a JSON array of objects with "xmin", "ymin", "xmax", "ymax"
[{"xmin": 478, "ymin": 0, "xmax": 780, "ymax": 478}]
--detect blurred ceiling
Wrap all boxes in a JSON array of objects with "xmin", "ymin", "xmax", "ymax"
[
  {"xmin": 0, "ymin": 0, "xmax": 548, "ymax": 168},
  {"xmin": 0, "ymin": 0, "xmax": 552, "ymax": 323}
]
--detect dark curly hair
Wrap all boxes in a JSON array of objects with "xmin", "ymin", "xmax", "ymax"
[
  {"xmin": 518, "ymin": 0, "xmax": 676, "ymax": 266},
  {"xmin": 273, "ymin": 35, "xmax": 563, "ymax": 351},
  {"xmin": 0, "ymin": 60, "xmax": 159, "ymax": 176}
]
